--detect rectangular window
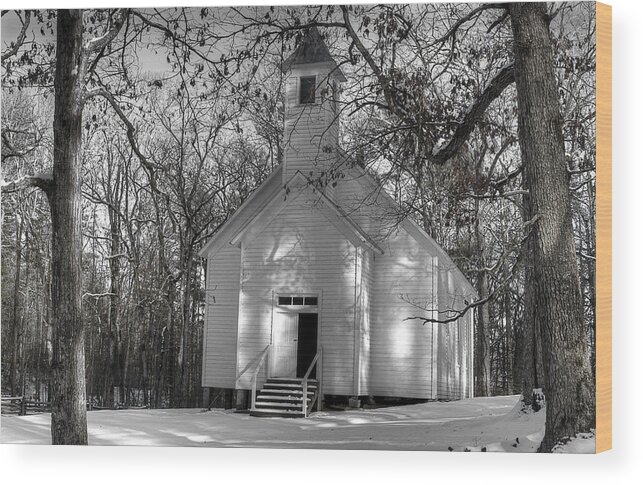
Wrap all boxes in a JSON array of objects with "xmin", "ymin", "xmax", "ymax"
[
  {"xmin": 277, "ymin": 295, "xmax": 318, "ymax": 306},
  {"xmin": 299, "ymin": 76, "xmax": 316, "ymax": 104}
]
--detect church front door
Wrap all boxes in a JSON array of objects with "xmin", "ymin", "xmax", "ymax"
[{"xmin": 270, "ymin": 312, "xmax": 318, "ymax": 378}]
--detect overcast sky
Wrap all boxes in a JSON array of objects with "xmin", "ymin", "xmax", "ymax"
[{"xmin": 1, "ymin": 9, "xmax": 189, "ymax": 75}]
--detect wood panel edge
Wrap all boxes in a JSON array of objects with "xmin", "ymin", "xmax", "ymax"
[{"xmin": 595, "ymin": 0, "xmax": 612, "ymax": 454}]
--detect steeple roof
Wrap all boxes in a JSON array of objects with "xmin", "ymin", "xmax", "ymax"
[{"xmin": 282, "ymin": 27, "xmax": 346, "ymax": 81}]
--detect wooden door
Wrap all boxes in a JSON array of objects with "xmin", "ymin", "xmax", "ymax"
[{"xmin": 270, "ymin": 312, "xmax": 298, "ymax": 377}]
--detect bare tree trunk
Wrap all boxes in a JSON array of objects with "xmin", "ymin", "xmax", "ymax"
[
  {"xmin": 179, "ymin": 248, "xmax": 194, "ymax": 407},
  {"xmin": 474, "ymin": 269, "xmax": 491, "ymax": 397},
  {"xmin": 509, "ymin": 3, "xmax": 595, "ymax": 451},
  {"xmin": 473, "ymin": 198, "xmax": 491, "ymax": 397},
  {"xmin": 503, "ymin": 286, "xmax": 513, "ymax": 395},
  {"xmin": 35, "ymin": 286, "xmax": 44, "ymax": 402},
  {"xmin": 48, "ymin": 9, "xmax": 88, "ymax": 445},
  {"xmin": 10, "ymin": 214, "xmax": 23, "ymax": 396},
  {"xmin": 20, "ymin": 227, "xmax": 31, "ymax": 401},
  {"xmin": 107, "ymin": 202, "xmax": 122, "ymax": 407},
  {"xmin": 141, "ymin": 342, "xmax": 149, "ymax": 406},
  {"xmin": 122, "ymin": 328, "xmax": 131, "ymax": 406}
]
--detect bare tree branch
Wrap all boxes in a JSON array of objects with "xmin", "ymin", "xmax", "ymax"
[
  {"xmin": 486, "ymin": 9, "xmax": 510, "ymax": 33},
  {"xmin": 84, "ymin": 9, "xmax": 129, "ymax": 53},
  {"xmin": 431, "ymin": 63, "xmax": 515, "ymax": 165},
  {"xmin": 1, "ymin": 10, "xmax": 31, "ymax": 62},
  {"xmin": 341, "ymin": 5, "xmax": 398, "ymax": 115},
  {"xmin": 431, "ymin": 3, "xmax": 507, "ymax": 47},
  {"xmin": 341, "ymin": 5, "xmax": 515, "ymax": 166},
  {"xmin": 82, "ymin": 292, "xmax": 117, "ymax": 299},
  {"xmin": 403, "ymin": 213, "xmax": 539, "ymax": 325},
  {"xmin": 85, "ymin": 87, "xmax": 157, "ymax": 172},
  {"xmin": 402, "ymin": 292, "xmax": 493, "ymax": 325},
  {"xmin": 1, "ymin": 173, "xmax": 53, "ymax": 194}
]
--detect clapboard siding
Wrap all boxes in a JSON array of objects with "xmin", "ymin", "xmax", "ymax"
[
  {"xmin": 369, "ymin": 228, "xmax": 437, "ymax": 399},
  {"xmin": 436, "ymin": 266, "xmax": 474, "ymax": 400},
  {"xmin": 202, "ymin": 246, "xmax": 241, "ymax": 388},
  {"xmin": 338, "ymin": 171, "xmax": 473, "ymax": 401},
  {"xmin": 235, "ymin": 194, "xmax": 358, "ymax": 395},
  {"xmin": 336, "ymin": 175, "xmax": 400, "ymax": 245},
  {"xmin": 283, "ymin": 63, "xmax": 341, "ymax": 198},
  {"xmin": 436, "ymin": 265, "xmax": 453, "ymax": 400},
  {"xmin": 358, "ymin": 248, "xmax": 373, "ymax": 395}
]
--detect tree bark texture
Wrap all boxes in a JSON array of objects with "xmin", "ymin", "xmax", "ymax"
[
  {"xmin": 509, "ymin": 3, "xmax": 595, "ymax": 451},
  {"xmin": 49, "ymin": 9, "xmax": 88, "ymax": 445},
  {"xmin": 474, "ymin": 270, "xmax": 491, "ymax": 397},
  {"xmin": 516, "ymin": 190, "xmax": 544, "ymax": 405},
  {"xmin": 473, "ymin": 197, "xmax": 491, "ymax": 397}
]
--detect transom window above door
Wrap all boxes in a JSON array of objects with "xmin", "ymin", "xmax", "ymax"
[{"xmin": 278, "ymin": 295, "xmax": 318, "ymax": 306}]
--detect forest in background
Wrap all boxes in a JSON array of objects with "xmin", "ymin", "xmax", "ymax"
[{"xmin": 1, "ymin": 3, "xmax": 596, "ymax": 451}]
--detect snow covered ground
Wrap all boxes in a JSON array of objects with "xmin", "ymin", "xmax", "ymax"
[
  {"xmin": 0, "ymin": 394, "xmax": 593, "ymax": 452},
  {"xmin": 552, "ymin": 431, "xmax": 597, "ymax": 454}
]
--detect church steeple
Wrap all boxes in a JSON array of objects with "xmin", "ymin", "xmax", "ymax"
[{"xmin": 281, "ymin": 28, "xmax": 346, "ymax": 195}]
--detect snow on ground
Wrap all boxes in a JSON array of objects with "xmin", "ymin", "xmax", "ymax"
[
  {"xmin": 552, "ymin": 430, "xmax": 596, "ymax": 454},
  {"xmin": 1, "ymin": 395, "xmax": 548, "ymax": 451}
]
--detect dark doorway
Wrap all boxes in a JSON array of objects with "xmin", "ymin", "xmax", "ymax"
[{"xmin": 296, "ymin": 313, "xmax": 318, "ymax": 378}]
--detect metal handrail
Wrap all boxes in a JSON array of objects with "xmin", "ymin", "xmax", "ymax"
[
  {"xmin": 249, "ymin": 344, "xmax": 271, "ymax": 411},
  {"xmin": 301, "ymin": 347, "xmax": 322, "ymax": 416}
]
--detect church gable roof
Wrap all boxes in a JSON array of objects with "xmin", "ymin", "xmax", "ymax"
[
  {"xmin": 229, "ymin": 172, "xmax": 384, "ymax": 254},
  {"xmin": 199, "ymin": 160, "xmax": 475, "ymax": 296},
  {"xmin": 282, "ymin": 27, "xmax": 335, "ymax": 70},
  {"xmin": 197, "ymin": 166, "xmax": 283, "ymax": 258},
  {"xmin": 335, "ymin": 160, "xmax": 477, "ymax": 297},
  {"xmin": 198, "ymin": 156, "xmax": 475, "ymax": 297},
  {"xmin": 281, "ymin": 27, "xmax": 346, "ymax": 81}
]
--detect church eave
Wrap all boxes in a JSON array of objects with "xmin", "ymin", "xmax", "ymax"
[
  {"xmin": 336, "ymin": 158, "xmax": 477, "ymax": 297},
  {"xmin": 197, "ymin": 165, "xmax": 283, "ymax": 258}
]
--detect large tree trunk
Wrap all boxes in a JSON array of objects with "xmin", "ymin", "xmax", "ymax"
[
  {"xmin": 48, "ymin": 9, "xmax": 88, "ymax": 445},
  {"xmin": 509, "ymin": 3, "xmax": 595, "ymax": 452}
]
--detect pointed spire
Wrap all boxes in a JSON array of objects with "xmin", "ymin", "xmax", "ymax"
[{"xmin": 282, "ymin": 27, "xmax": 346, "ymax": 81}]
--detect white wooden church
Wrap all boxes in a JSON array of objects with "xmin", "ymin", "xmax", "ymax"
[{"xmin": 199, "ymin": 28, "xmax": 475, "ymax": 417}]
